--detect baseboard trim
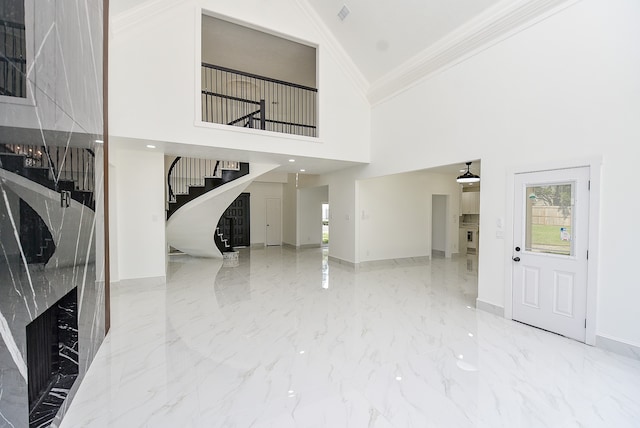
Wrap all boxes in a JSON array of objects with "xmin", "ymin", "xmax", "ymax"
[
  {"xmin": 348, "ymin": 256, "xmax": 431, "ymax": 271},
  {"xmin": 298, "ymin": 243, "xmax": 321, "ymax": 249},
  {"xmin": 328, "ymin": 256, "xmax": 357, "ymax": 267},
  {"xmin": 476, "ymin": 298, "xmax": 505, "ymax": 317},
  {"xmin": 596, "ymin": 334, "xmax": 640, "ymax": 361},
  {"xmin": 118, "ymin": 276, "xmax": 166, "ymax": 287},
  {"xmin": 250, "ymin": 243, "xmax": 265, "ymax": 248},
  {"xmin": 431, "ymin": 250, "xmax": 445, "ymax": 258}
]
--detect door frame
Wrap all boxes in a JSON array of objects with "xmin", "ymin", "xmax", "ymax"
[
  {"xmin": 431, "ymin": 194, "xmax": 451, "ymax": 258},
  {"xmin": 265, "ymin": 197, "xmax": 282, "ymax": 246},
  {"xmin": 503, "ymin": 157, "xmax": 601, "ymax": 345}
]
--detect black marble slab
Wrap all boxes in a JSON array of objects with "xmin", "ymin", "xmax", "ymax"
[{"xmin": 0, "ymin": 0, "xmax": 106, "ymax": 426}]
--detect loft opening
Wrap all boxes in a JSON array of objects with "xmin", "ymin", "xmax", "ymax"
[{"xmin": 201, "ymin": 14, "xmax": 318, "ymax": 137}]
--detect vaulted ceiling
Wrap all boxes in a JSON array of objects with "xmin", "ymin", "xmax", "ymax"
[{"xmin": 305, "ymin": 0, "xmax": 503, "ymax": 84}]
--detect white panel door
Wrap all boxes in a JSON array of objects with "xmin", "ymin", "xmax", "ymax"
[
  {"xmin": 512, "ymin": 167, "xmax": 590, "ymax": 342},
  {"xmin": 265, "ymin": 198, "xmax": 281, "ymax": 246}
]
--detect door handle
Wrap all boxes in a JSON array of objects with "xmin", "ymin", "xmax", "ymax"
[{"xmin": 512, "ymin": 257, "xmax": 520, "ymax": 262}]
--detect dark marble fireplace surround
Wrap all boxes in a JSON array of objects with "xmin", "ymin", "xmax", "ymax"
[
  {"xmin": 26, "ymin": 288, "xmax": 79, "ymax": 427},
  {"xmin": 0, "ymin": 0, "xmax": 106, "ymax": 427}
]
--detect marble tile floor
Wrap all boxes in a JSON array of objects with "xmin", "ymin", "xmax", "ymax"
[
  {"xmin": 60, "ymin": 247, "xmax": 640, "ymax": 427},
  {"xmin": 30, "ymin": 373, "xmax": 76, "ymax": 428}
]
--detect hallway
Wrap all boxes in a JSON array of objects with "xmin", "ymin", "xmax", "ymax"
[{"xmin": 61, "ymin": 248, "xmax": 640, "ymax": 427}]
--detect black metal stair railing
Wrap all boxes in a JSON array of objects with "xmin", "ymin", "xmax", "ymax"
[
  {"xmin": 167, "ymin": 157, "xmax": 220, "ymax": 203},
  {"xmin": 201, "ymin": 63, "xmax": 317, "ymax": 137},
  {"xmin": 166, "ymin": 157, "xmax": 249, "ymax": 220},
  {"xmin": 0, "ymin": 143, "xmax": 95, "ymax": 265},
  {"xmin": 0, "ymin": 143, "xmax": 96, "ymax": 210}
]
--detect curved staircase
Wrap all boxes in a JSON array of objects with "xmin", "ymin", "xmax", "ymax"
[
  {"xmin": 166, "ymin": 161, "xmax": 277, "ymax": 258},
  {"xmin": 0, "ymin": 144, "xmax": 96, "ymax": 267}
]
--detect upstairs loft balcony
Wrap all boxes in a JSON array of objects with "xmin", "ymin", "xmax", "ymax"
[{"xmin": 201, "ymin": 63, "xmax": 317, "ymax": 138}]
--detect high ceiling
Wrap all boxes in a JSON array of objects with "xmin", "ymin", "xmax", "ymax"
[{"xmin": 305, "ymin": 0, "xmax": 504, "ymax": 84}]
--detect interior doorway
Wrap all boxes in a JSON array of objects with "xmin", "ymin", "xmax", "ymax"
[
  {"xmin": 431, "ymin": 195, "xmax": 449, "ymax": 258},
  {"xmin": 218, "ymin": 192, "xmax": 250, "ymax": 247},
  {"xmin": 266, "ymin": 198, "xmax": 282, "ymax": 246},
  {"xmin": 322, "ymin": 203, "xmax": 329, "ymax": 246}
]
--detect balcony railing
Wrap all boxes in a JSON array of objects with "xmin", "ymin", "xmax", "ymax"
[
  {"xmin": 1, "ymin": 144, "xmax": 95, "ymax": 193},
  {"xmin": 0, "ymin": 19, "xmax": 27, "ymax": 98},
  {"xmin": 201, "ymin": 63, "xmax": 317, "ymax": 137}
]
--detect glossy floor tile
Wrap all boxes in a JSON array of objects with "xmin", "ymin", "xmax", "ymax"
[{"xmin": 60, "ymin": 247, "xmax": 640, "ymax": 427}]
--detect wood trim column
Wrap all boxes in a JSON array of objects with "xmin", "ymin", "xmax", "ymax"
[{"xmin": 103, "ymin": 0, "xmax": 110, "ymax": 333}]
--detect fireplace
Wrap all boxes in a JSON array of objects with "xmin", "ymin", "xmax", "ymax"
[{"xmin": 26, "ymin": 288, "xmax": 79, "ymax": 427}]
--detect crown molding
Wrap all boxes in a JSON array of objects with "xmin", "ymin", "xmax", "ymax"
[
  {"xmin": 111, "ymin": 0, "xmax": 189, "ymax": 35},
  {"xmin": 368, "ymin": 0, "xmax": 581, "ymax": 105},
  {"xmin": 292, "ymin": 0, "xmax": 370, "ymax": 99}
]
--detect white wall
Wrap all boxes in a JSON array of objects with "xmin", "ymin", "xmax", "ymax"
[
  {"xmin": 202, "ymin": 15, "xmax": 316, "ymax": 88},
  {"xmin": 282, "ymin": 174, "xmax": 297, "ymax": 246},
  {"xmin": 108, "ymin": 163, "xmax": 119, "ymax": 282},
  {"xmin": 297, "ymin": 185, "xmax": 327, "ymax": 247},
  {"xmin": 113, "ymin": 145, "xmax": 166, "ymax": 280},
  {"xmin": 360, "ymin": 0, "xmax": 640, "ymax": 346},
  {"xmin": 109, "ymin": 0, "xmax": 370, "ymax": 164},
  {"xmin": 312, "ymin": 167, "xmax": 361, "ymax": 263},
  {"xmin": 432, "ymin": 195, "xmax": 447, "ymax": 253},
  {"xmin": 245, "ymin": 181, "xmax": 284, "ymax": 246},
  {"xmin": 358, "ymin": 171, "xmax": 460, "ymax": 262}
]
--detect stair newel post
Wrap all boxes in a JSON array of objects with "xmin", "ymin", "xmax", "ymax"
[
  {"xmin": 167, "ymin": 157, "xmax": 181, "ymax": 203},
  {"xmin": 260, "ymin": 99, "xmax": 266, "ymax": 130}
]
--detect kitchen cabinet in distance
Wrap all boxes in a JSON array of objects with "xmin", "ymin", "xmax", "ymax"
[{"xmin": 461, "ymin": 191, "xmax": 480, "ymax": 214}]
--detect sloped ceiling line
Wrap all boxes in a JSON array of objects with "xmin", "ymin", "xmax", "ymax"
[
  {"xmin": 290, "ymin": 0, "xmax": 370, "ymax": 98},
  {"xmin": 367, "ymin": 0, "xmax": 581, "ymax": 104},
  {"xmin": 111, "ymin": 0, "xmax": 579, "ymax": 106}
]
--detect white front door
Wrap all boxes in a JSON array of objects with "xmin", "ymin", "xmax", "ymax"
[
  {"xmin": 265, "ymin": 198, "xmax": 281, "ymax": 246},
  {"xmin": 512, "ymin": 167, "xmax": 590, "ymax": 342}
]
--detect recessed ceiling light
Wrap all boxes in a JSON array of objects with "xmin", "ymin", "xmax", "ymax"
[
  {"xmin": 95, "ymin": 139, "xmax": 104, "ymax": 144},
  {"xmin": 146, "ymin": 144, "xmax": 156, "ymax": 149},
  {"xmin": 289, "ymin": 159, "xmax": 295, "ymax": 162},
  {"xmin": 337, "ymin": 5, "xmax": 350, "ymax": 21},
  {"xmin": 300, "ymin": 169, "xmax": 306, "ymax": 172}
]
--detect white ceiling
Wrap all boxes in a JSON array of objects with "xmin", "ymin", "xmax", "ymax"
[{"xmin": 305, "ymin": 0, "xmax": 504, "ymax": 84}]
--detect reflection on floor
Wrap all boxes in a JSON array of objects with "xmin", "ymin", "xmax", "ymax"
[{"xmin": 61, "ymin": 248, "xmax": 640, "ymax": 427}]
